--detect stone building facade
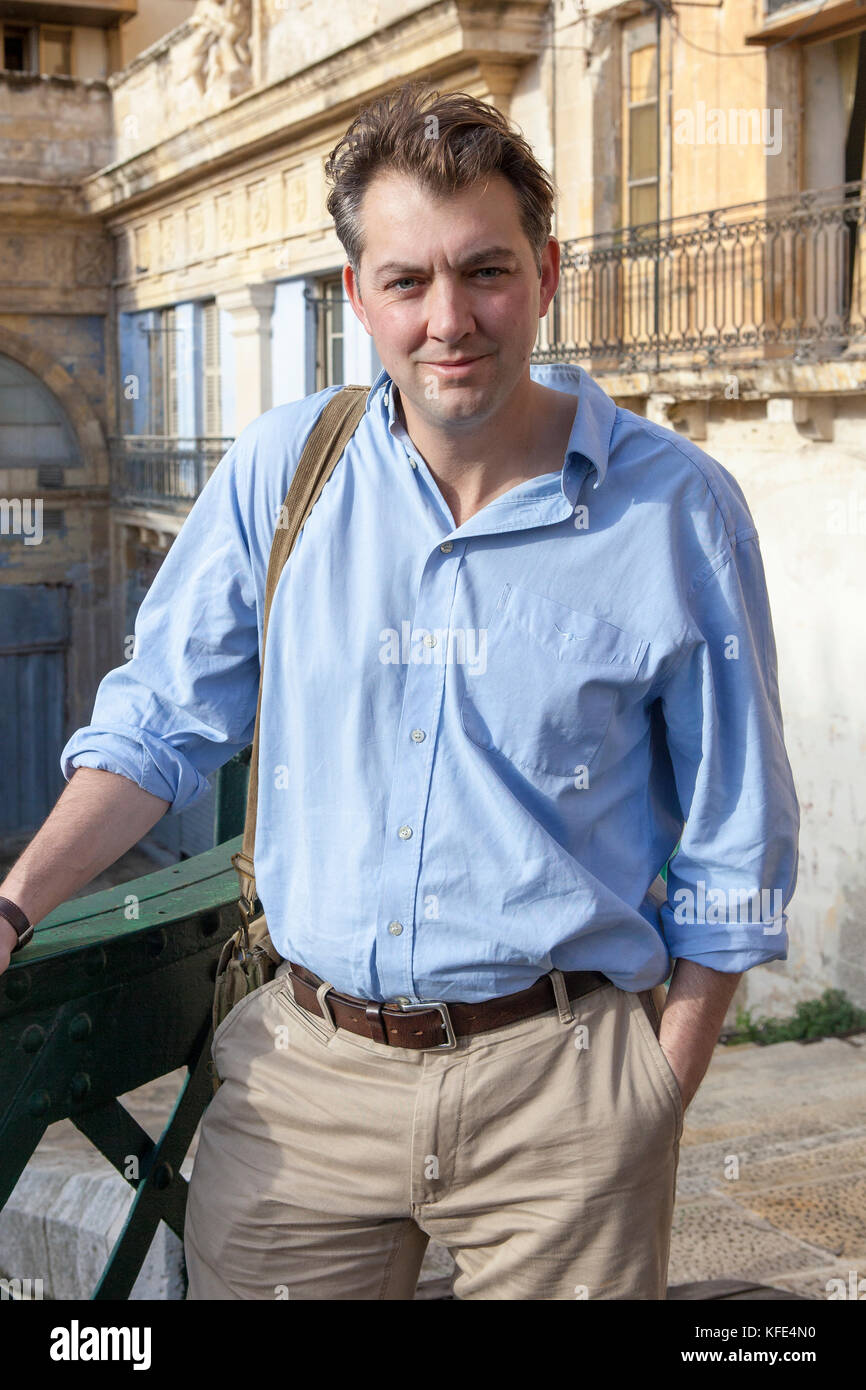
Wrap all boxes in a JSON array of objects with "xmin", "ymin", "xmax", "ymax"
[{"xmin": 1, "ymin": 0, "xmax": 864, "ymax": 1012}]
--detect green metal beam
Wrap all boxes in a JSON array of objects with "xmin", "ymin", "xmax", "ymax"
[{"xmin": 92, "ymin": 1016, "xmax": 217, "ymax": 1299}]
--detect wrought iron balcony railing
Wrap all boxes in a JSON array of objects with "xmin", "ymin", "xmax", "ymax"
[
  {"xmin": 534, "ymin": 181, "xmax": 866, "ymax": 373},
  {"xmin": 109, "ymin": 436, "xmax": 234, "ymax": 508}
]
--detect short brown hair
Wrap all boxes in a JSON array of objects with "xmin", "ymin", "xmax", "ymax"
[{"xmin": 324, "ymin": 80, "xmax": 556, "ymax": 284}]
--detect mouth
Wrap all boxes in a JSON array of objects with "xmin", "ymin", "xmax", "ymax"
[{"xmin": 421, "ymin": 355, "xmax": 489, "ymax": 376}]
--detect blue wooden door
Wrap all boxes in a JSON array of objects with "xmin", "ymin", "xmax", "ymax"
[{"xmin": 0, "ymin": 585, "xmax": 69, "ymax": 839}]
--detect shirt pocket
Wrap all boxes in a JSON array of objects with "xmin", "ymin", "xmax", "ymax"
[{"xmin": 460, "ymin": 582, "xmax": 649, "ymax": 778}]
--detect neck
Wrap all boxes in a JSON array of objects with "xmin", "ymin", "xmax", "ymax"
[{"xmin": 395, "ymin": 378, "xmax": 578, "ymax": 528}]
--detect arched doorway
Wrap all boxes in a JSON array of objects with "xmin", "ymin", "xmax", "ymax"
[{"xmin": 0, "ymin": 353, "xmax": 84, "ymax": 481}]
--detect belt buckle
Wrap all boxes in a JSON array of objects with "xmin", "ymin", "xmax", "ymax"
[{"xmin": 393, "ymin": 999, "xmax": 457, "ymax": 1051}]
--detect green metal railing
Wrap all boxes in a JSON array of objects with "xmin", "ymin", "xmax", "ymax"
[{"xmin": 0, "ymin": 749, "xmax": 251, "ymax": 1300}]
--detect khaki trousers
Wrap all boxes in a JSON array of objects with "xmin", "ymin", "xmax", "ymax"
[{"xmin": 184, "ymin": 961, "xmax": 683, "ymax": 1300}]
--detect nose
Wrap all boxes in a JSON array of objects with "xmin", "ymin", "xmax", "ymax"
[{"xmin": 424, "ymin": 274, "xmax": 477, "ymax": 345}]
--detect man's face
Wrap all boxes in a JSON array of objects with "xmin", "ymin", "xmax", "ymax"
[{"xmin": 344, "ymin": 169, "xmax": 559, "ymax": 431}]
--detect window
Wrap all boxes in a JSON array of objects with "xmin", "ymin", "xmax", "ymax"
[
  {"xmin": 315, "ymin": 276, "xmax": 345, "ymax": 389},
  {"xmin": 147, "ymin": 309, "xmax": 180, "ymax": 435},
  {"xmin": 2, "ymin": 25, "xmax": 37, "ymax": 73},
  {"xmin": 804, "ymin": 30, "xmax": 866, "ymax": 188},
  {"xmin": 802, "ymin": 29, "xmax": 866, "ymax": 339},
  {"xmin": 623, "ymin": 20, "xmax": 659, "ymax": 229},
  {"xmin": 201, "ymin": 302, "xmax": 222, "ymax": 436},
  {"xmin": 40, "ymin": 27, "xmax": 73, "ymax": 77}
]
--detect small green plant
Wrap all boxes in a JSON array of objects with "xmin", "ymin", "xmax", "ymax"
[{"xmin": 732, "ymin": 989, "xmax": 866, "ymax": 1045}]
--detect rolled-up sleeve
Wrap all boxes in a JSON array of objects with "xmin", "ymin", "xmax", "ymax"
[
  {"xmin": 658, "ymin": 528, "xmax": 800, "ymax": 971},
  {"xmin": 60, "ymin": 437, "xmax": 261, "ymax": 814}
]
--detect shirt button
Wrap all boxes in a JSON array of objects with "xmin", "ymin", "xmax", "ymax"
[
  {"xmin": 384, "ymin": 392, "xmax": 390, "ymax": 407},
  {"xmin": 411, "ymin": 729, "xmax": 426, "ymax": 742},
  {"xmin": 423, "ymin": 633, "xmax": 437, "ymax": 647},
  {"xmin": 439, "ymin": 541, "xmax": 453, "ymax": 553},
  {"xmin": 392, "ymin": 995, "xmax": 411, "ymax": 1005},
  {"xmin": 388, "ymin": 921, "xmax": 404, "ymax": 936},
  {"xmin": 398, "ymin": 824, "xmax": 413, "ymax": 839}
]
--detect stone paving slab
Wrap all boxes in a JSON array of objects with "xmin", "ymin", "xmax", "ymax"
[
  {"xmin": 671, "ymin": 1133, "xmax": 866, "ymax": 1199},
  {"xmin": 667, "ymin": 1192, "xmax": 838, "ymax": 1285},
  {"xmin": 667, "ymin": 1033, "xmax": 866, "ymax": 1298},
  {"xmin": 726, "ymin": 1174, "xmax": 866, "ymax": 1260}
]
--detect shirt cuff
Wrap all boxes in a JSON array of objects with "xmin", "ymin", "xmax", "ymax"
[
  {"xmin": 61, "ymin": 727, "xmax": 213, "ymax": 814},
  {"xmin": 662, "ymin": 930, "xmax": 789, "ymax": 973}
]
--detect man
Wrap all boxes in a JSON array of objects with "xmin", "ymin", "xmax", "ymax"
[{"xmin": 0, "ymin": 82, "xmax": 799, "ymax": 1299}]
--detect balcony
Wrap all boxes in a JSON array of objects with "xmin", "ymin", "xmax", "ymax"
[
  {"xmin": 0, "ymin": 1, "xmax": 137, "ymax": 22},
  {"xmin": 536, "ymin": 181, "xmax": 866, "ymax": 374},
  {"xmin": 109, "ymin": 436, "xmax": 234, "ymax": 509}
]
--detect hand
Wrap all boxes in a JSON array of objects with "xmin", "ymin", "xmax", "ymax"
[
  {"xmin": 659, "ymin": 1043, "xmax": 699, "ymax": 1112},
  {"xmin": 657, "ymin": 960, "xmax": 744, "ymax": 1115}
]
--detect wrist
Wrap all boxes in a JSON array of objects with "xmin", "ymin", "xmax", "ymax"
[
  {"xmin": 0, "ymin": 916, "xmax": 19, "ymax": 954},
  {"xmin": 0, "ymin": 897, "xmax": 34, "ymax": 954}
]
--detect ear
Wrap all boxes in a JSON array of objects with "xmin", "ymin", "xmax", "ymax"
[
  {"xmin": 538, "ymin": 237, "xmax": 560, "ymax": 320},
  {"xmin": 344, "ymin": 263, "xmax": 372, "ymax": 335}
]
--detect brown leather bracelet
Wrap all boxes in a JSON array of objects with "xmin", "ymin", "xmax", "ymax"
[{"xmin": 0, "ymin": 897, "xmax": 34, "ymax": 954}]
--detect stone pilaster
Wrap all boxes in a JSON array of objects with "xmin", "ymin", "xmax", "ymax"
[{"xmin": 215, "ymin": 283, "xmax": 275, "ymax": 431}]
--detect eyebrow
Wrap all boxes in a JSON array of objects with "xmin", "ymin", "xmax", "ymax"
[{"xmin": 373, "ymin": 246, "xmax": 520, "ymax": 279}]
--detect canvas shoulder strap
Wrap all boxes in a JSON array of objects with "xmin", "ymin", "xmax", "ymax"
[{"xmin": 231, "ymin": 384, "xmax": 369, "ymax": 925}]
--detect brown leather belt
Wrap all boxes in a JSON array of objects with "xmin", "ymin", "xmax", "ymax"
[{"xmin": 287, "ymin": 961, "xmax": 611, "ymax": 1051}]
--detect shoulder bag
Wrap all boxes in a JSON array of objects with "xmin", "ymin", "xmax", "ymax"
[{"xmin": 211, "ymin": 384, "xmax": 369, "ymax": 1083}]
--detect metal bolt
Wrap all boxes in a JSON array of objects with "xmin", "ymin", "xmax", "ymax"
[
  {"xmin": 20, "ymin": 1025, "xmax": 45, "ymax": 1054},
  {"xmin": 69, "ymin": 1072, "xmax": 91, "ymax": 1101},
  {"xmin": 69, "ymin": 1013, "xmax": 92, "ymax": 1041}
]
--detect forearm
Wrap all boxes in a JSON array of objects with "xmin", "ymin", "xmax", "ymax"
[
  {"xmin": 0, "ymin": 766, "xmax": 171, "ymax": 953},
  {"xmin": 658, "ymin": 958, "xmax": 743, "ymax": 1109}
]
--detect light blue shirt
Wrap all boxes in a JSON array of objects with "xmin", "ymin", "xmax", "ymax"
[{"xmin": 61, "ymin": 363, "xmax": 800, "ymax": 1003}]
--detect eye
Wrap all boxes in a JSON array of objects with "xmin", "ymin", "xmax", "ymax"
[{"xmin": 386, "ymin": 267, "xmax": 508, "ymax": 292}]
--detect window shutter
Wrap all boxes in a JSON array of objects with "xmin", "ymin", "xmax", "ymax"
[
  {"xmin": 165, "ymin": 308, "xmax": 180, "ymax": 436},
  {"xmin": 202, "ymin": 302, "xmax": 222, "ymax": 435}
]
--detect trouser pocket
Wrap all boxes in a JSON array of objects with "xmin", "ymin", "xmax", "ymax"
[{"xmin": 633, "ymin": 986, "xmax": 684, "ymax": 1140}]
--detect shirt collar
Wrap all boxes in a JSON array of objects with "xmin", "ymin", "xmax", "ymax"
[{"xmin": 364, "ymin": 360, "xmax": 615, "ymax": 499}]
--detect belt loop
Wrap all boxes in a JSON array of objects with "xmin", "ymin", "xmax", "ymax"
[
  {"xmin": 315, "ymin": 981, "xmax": 337, "ymax": 1034},
  {"xmin": 549, "ymin": 968, "xmax": 574, "ymax": 1024},
  {"xmin": 365, "ymin": 1001, "xmax": 388, "ymax": 1044}
]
